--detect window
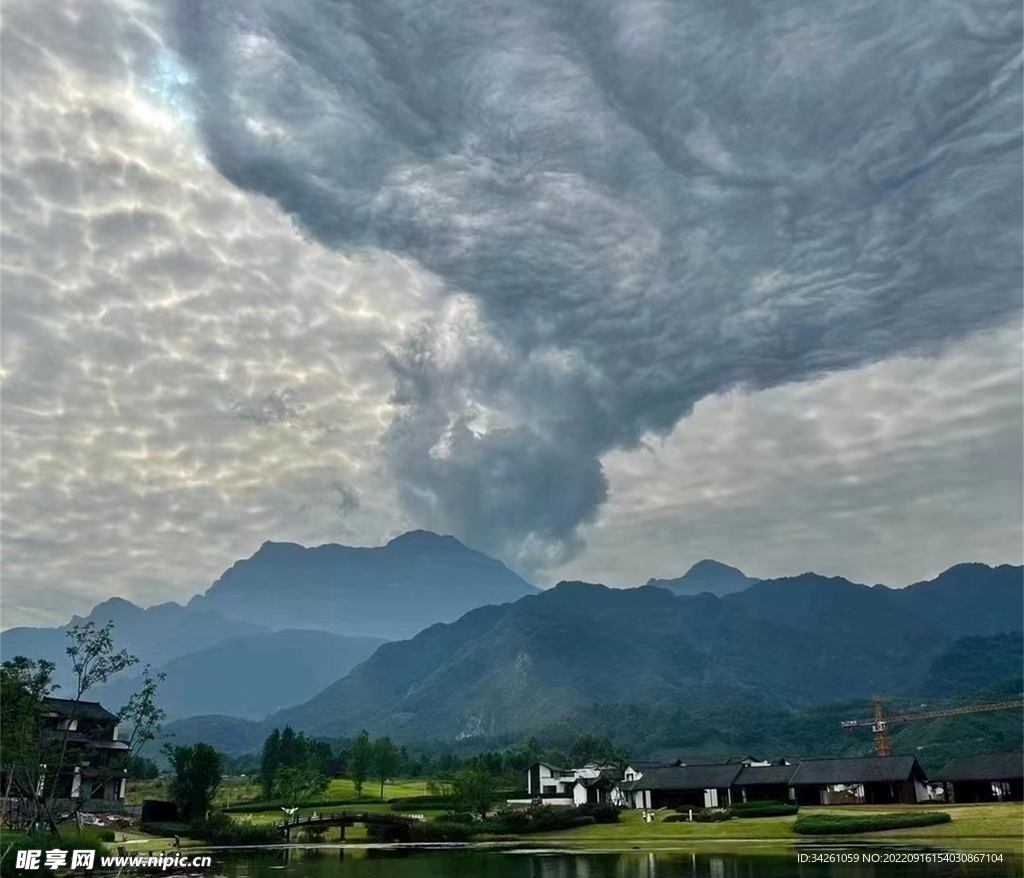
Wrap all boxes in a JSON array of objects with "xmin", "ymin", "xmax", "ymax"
[{"xmin": 542, "ymin": 785, "xmax": 556, "ymax": 795}]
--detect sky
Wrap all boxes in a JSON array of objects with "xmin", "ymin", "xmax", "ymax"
[{"xmin": 1, "ymin": 0, "xmax": 1021, "ymax": 628}]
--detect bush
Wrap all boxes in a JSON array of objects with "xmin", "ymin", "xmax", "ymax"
[
  {"xmin": 491, "ymin": 809, "xmax": 531, "ymax": 832},
  {"xmin": 731, "ymin": 803, "xmax": 798, "ymax": 818},
  {"xmin": 692, "ymin": 808, "xmax": 733, "ymax": 823},
  {"xmin": 793, "ymin": 812, "xmax": 951, "ymax": 836},
  {"xmin": 474, "ymin": 820, "xmax": 512, "ymax": 834},
  {"xmin": 1, "ymin": 831, "xmax": 110, "ymax": 878},
  {"xmin": 222, "ymin": 796, "xmax": 376, "ymax": 814},
  {"xmin": 186, "ymin": 816, "xmax": 281, "ymax": 846},
  {"xmin": 388, "ymin": 796, "xmax": 453, "ymax": 810},
  {"xmin": 576, "ymin": 803, "xmax": 621, "ymax": 824},
  {"xmin": 729, "ymin": 799, "xmax": 790, "ymax": 812},
  {"xmin": 733, "ymin": 805, "xmax": 798, "ymax": 818},
  {"xmin": 440, "ymin": 811, "xmax": 476, "ymax": 825},
  {"xmin": 471, "ymin": 806, "xmax": 598, "ymax": 836}
]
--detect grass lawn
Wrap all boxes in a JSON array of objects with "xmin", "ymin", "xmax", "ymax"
[
  {"xmin": 226, "ymin": 778, "xmax": 442, "ymax": 831},
  {"xmin": 532, "ymin": 803, "xmax": 1024, "ymax": 851},
  {"xmin": 325, "ymin": 778, "xmax": 431, "ymax": 800},
  {"xmin": 126, "ymin": 777, "xmax": 262, "ymax": 808}
]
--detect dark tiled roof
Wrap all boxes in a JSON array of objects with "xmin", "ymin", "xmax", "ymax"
[
  {"xmin": 576, "ymin": 776, "xmax": 616, "ymax": 789},
  {"xmin": 622, "ymin": 764, "xmax": 742, "ymax": 791},
  {"xmin": 936, "ymin": 753, "xmax": 1023, "ymax": 783},
  {"xmin": 43, "ymin": 697, "xmax": 119, "ymax": 724},
  {"xmin": 529, "ymin": 761, "xmax": 565, "ymax": 773},
  {"xmin": 735, "ymin": 764, "xmax": 797, "ymax": 786},
  {"xmin": 629, "ymin": 761, "xmax": 672, "ymax": 770},
  {"xmin": 789, "ymin": 756, "xmax": 925, "ymax": 786}
]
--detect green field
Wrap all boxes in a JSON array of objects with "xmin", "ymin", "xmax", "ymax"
[
  {"xmin": 126, "ymin": 777, "xmax": 262, "ymax": 807},
  {"xmin": 532, "ymin": 803, "xmax": 1024, "ymax": 851}
]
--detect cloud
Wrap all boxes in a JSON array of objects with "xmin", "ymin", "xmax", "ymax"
[
  {"xmin": 1, "ymin": 0, "xmax": 1020, "ymax": 628},
  {"xmin": 0, "ymin": 0, "xmax": 433, "ymax": 625},
  {"xmin": 169, "ymin": 0, "xmax": 1023, "ymax": 565},
  {"xmin": 550, "ymin": 324, "xmax": 1023, "ymax": 588}
]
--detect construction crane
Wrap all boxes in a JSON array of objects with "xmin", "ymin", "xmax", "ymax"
[{"xmin": 841, "ymin": 695, "xmax": 1024, "ymax": 757}]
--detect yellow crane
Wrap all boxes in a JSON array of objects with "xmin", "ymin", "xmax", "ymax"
[{"xmin": 841, "ymin": 695, "xmax": 1024, "ymax": 757}]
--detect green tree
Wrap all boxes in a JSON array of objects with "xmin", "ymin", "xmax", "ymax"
[
  {"xmin": 451, "ymin": 768, "xmax": 498, "ymax": 820},
  {"xmin": 118, "ymin": 665, "xmax": 167, "ymax": 763},
  {"xmin": 569, "ymin": 734, "xmax": 615, "ymax": 767},
  {"xmin": 348, "ymin": 730, "xmax": 372, "ymax": 797},
  {"xmin": 260, "ymin": 730, "xmax": 281, "ymax": 799},
  {"xmin": 128, "ymin": 756, "xmax": 160, "ymax": 780},
  {"xmin": 425, "ymin": 772, "xmax": 454, "ymax": 799},
  {"xmin": 279, "ymin": 726, "xmax": 297, "ymax": 769},
  {"xmin": 274, "ymin": 764, "xmax": 328, "ymax": 808},
  {"xmin": 0, "ymin": 656, "xmax": 57, "ymax": 830},
  {"xmin": 165, "ymin": 743, "xmax": 223, "ymax": 820},
  {"xmin": 373, "ymin": 736, "xmax": 399, "ymax": 799},
  {"xmin": 0, "ymin": 623, "xmax": 163, "ymax": 834}
]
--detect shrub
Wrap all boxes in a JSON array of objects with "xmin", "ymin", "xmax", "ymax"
[
  {"xmin": 474, "ymin": 820, "xmax": 512, "ymax": 834},
  {"xmin": 576, "ymin": 803, "xmax": 621, "ymax": 824},
  {"xmin": 1, "ymin": 831, "xmax": 110, "ymax": 878},
  {"xmin": 187, "ymin": 816, "xmax": 281, "ymax": 846},
  {"xmin": 732, "ymin": 804, "xmax": 798, "ymax": 818},
  {"xmin": 491, "ymin": 809, "xmax": 531, "ymax": 832},
  {"xmin": 471, "ymin": 806, "xmax": 598, "ymax": 835},
  {"xmin": 440, "ymin": 811, "xmax": 476, "ymax": 825},
  {"xmin": 388, "ymin": 796, "xmax": 453, "ymax": 810},
  {"xmin": 729, "ymin": 799, "xmax": 790, "ymax": 812},
  {"xmin": 222, "ymin": 796, "xmax": 376, "ymax": 814},
  {"xmin": 692, "ymin": 808, "xmax": 733, "ymax": 823},
  {"xmin": 793, "ymin": 812, "xmax": 951, "ymax": 836}
]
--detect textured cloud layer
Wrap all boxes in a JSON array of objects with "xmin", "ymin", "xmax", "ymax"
[
  {"xmin": 2, "ymin": 0, "xmax": 1021, "ymax": 627},
  {"xmin": 553, "ymin": 324, "xmax": 1023, "ymax": 588},
  {"xmin": 1, "ymin": 0, "xmax": 429, "ymax": 624},
  {"xmin": 171, "ymin": 0, "xmax": 1023, "ymax": 565}
]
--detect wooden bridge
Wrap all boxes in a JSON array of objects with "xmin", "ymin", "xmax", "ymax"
[{"xmin": 276, "ymin": 810, "xmax": 421, "ymax": 843}]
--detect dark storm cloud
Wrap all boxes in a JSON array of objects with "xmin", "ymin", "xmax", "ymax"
[{"xmin": 169, "ymin": 0, "xmax": 1020, "ymax": 565}]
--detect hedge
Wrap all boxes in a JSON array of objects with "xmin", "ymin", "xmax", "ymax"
[
  {"xmin": 576, "ymin": 803, "xmax": 621, "ymax": 824},
  {"xmin": 221, "ymin": 796, "xmax": 378, "ymax": 814},
  {"xmin": 664, "ymin": 808, "xmax": 732, "ymax": 823},
  {"xmin": 733, "ymin": 804, "xmax": 798, "ymax": 818},
  {"xmin": 729, "ymin": 800, "xmax": 790, "ymax": 812},
  {"xmin": 793, "ymin": 812, "xmax": 951, "ymax": 836},
  {"xmin": 474, "ymin": 807, "xmax": 598, "ymax": 835}
]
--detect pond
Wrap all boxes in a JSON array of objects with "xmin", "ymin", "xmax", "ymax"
[{"xmin": 212, "ymin": 846, "xmax": 1024, "ymax": 878}]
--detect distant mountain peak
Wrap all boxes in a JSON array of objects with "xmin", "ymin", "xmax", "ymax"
[
  {"xmin": 386, "ymin": 529, "xmax": 455, "ymax": 545},
  {"xmin": 190, "ymin": 530, "xmax": 538, "ymax": 639},
  {"xmin": 646, "ymin": 559, "xmax": 757, "ymax": 597},
  {"xmin": 682, "ymin": 559, "xmax": 747, "ymax": 578}
]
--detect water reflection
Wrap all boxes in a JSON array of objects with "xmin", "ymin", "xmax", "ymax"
[{"xmin": 215, "ymin": 847, "xmax": 1022, "ymax": 878}]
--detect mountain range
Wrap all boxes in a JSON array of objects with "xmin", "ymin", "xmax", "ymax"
[
  {"xmin": 0, "ymin": 531, "xmax": 535, "ymax": 717},
  {"xmin": 258, "ymin": 563, "xmax": 1022, "ymax": 742},
  {"xmin": 187, "ymin": 531, "xmax": 537, "ymax": 638},
  {"xmin": 2, "ymin": 532, "xmax": 1020, "ymax": 758}
]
